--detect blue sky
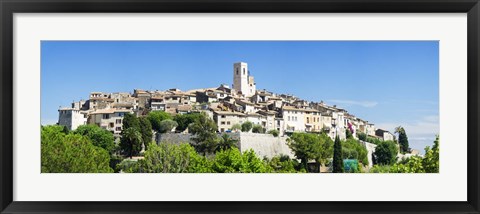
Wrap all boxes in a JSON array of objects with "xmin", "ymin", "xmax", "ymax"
[{"xmin": 41, "ymin": 41, "xmax": 439, "ymax": 152}]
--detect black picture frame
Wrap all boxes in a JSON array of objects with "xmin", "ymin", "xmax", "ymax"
[{"xmin": 1, "ymin": 0, "xmax": 479, "ymax": 213}]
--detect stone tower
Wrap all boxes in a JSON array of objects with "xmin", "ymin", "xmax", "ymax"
[{"xmin": 233, "ymin": 62, "xmax": 255, "ymax": 97}]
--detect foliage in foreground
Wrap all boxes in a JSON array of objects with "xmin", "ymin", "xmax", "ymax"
[
  {"xmin": 370, "ymin": 136, "xmax": 439, "ymax": 173},
  {"xmin": 120, "ymin": 143, "xmax": 301, "ymax": 173},
  {"xmin": 41, "ymin": 125, "xmax": 113, "ymax": 173},
  {"xmin": 287, "ymin": 132, "xmax": 333, "ymax": 171},
  {"xmin": 73, "ymin": 124, "xmax": 115, "ymax": 154}
]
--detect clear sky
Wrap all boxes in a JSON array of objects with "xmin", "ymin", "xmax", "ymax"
[{"xmin": 41, "ymin": 41, "xmax": 439, "ymax": 152}]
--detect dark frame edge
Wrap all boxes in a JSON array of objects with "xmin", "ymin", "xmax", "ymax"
[
  {"xmin": 1, "ymin": 0, "xmax": 480, "ymax": 214},
  {"xmin": 0, "ymin": 0, "xmax": 14, "ymax": 213},
  {"xmin": 468, "ymin": 1, "xmax": 480, "ymax": 213}
]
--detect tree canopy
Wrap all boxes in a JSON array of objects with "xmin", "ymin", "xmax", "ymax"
[
  {"xmin": 287, "ymin": 132, "xmax": 333, "ymax": 171},
  {"xmin": 73, "ymin": 124, "xmax": 115, "ymax": 154},
  {"xmin": 173, "ymin": 113, "xmax": 202, "ymax": 132},
  {"xmin": 267, "ymin": 129, "xmax": 279, "ymax": 137},
  {"xmin": 119, "ymin": 127, "xmax": 143, "ymax": 158},
  {"xmin": 41, "ymin": 125, "xmax": 113, "ymax": 173},
  {"xmin": 188, "ymin": 112, "xmax": 219, "ymax": 155},
  {"xmin": 157, "ymin": 119, "xmax": 178, "ymax": 133},
  {"xmin": 373, "ymin": 140, "xmax": 398, "ymax": 165},
  {"xmin": 395, "ymin": 126, "xmax": 409, "ymax": 154},
  {"xmin": 342, "ymin": 138, "xmax": 369, "ymax": 165},
  {"xmin": 126, "ymin": 143, "xmax": 211, "ymax": 173},
  {"xmin": 147, "ymin": 111, "xmax": 172, "ymax": 132},
  {"xmin": 138, "ymin": 117, "xmax": 153, "ymax": 150},
  {"xmin": 241, "ymin": 121, "xmax": 253, "ymax": 132},
  {"xmin": 252, "ymin": 124, "xmax": 265, "ymax": 133}
]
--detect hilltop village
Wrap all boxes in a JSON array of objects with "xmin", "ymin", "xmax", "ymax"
[{"xmin": 58, "ymin": 62, "xmax": 396, "ymax": 143}]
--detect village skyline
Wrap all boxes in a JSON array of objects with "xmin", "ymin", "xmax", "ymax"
[{"xmin": 41, "ymin": 41, "xmax": 439, "ymax": 152}]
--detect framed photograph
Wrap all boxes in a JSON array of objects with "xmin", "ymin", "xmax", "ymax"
[{"xmin": 1, "ymin": 0, "xmax": 479, "ymax": 213}]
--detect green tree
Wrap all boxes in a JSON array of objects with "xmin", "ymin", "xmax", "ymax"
[
  {"xmin": 138, "ymin": 117, "xmax": 153, "ymax": 150},
  {"xmin": 119, "ymin": 127, "xmax": 143, "ymax": 158},
  {"xmin": 422, "ymin": 135, "xmax": 439, "ymax": 173},
  {"xmin": 173, "ymin": 113, "xmax": 202, "ymax": 132},
  {"xmin": 41, "ymin": 125, "xmax": 113, "ymax": 173},
  {"xmin": 370, "ymin": 136, "xmax": 439, "ymax": 173},
  {"xmin": 395, "ymin": 126, "xmax": 409, "ymax": 154},
  {"xmin": 73, "ymin": 124, "xmax": 115, "ymax": 154},
  {"xmin": 252, "ymin": 124, "xmax": 265, "ymax": 133},
  {"xmin": 158, "ymin": 119, "xmax": 178, "ymax": 133},
  {"xmin": 147, "ymin": 111, "xmax": 172, "ymax": 132},
  {"xmin": 264, "ymin": 155, "xmax": 300, "ymax": 173},
  {"xmin": 217, "ymin": 133, "xmax": 238, "ymax": 151},
  {"xmin": 267, "ymin": 129, "xmax": 279, "ymax": 137},
  {"xmin": 241, "ymin": 121, "xmax": 253, "ymax": 132},
  {"xmin": 373, "ymin": 140, "xmax": 398, "ymax": 165},
  {"xmin": 357, "ymin": 132, "xmax": 367, "ymax": 141},
  {"xmin": 231, "ymin": 124, "xmax": 242, "ymax": 132},
  {"xmin": 123, "ymin": 113, "xmax": 140, "ymax": 130},
  {"xmin": 287, "ymin": 132, "xmax": 333, "ymax": 172},
  {"xmin": 341, "ymin": 138, "xmax": 369, "ymax": 165},
  {"xmin": 332, "ymin": 135, "xmax": 344, "ymax": 173},
  {"xmin": 346, "ymin": 129, "xmax": 353, "ymax": 139},
  {"xmin": 126, "ymin": 143, "xmax": 211, "ymax": 173},
  {"xmin": 211, "ymin": 149, "xmax": 267, "ymax": 173},
  {"xmin": 188, "ymin": 112, "xmax": 219, "ymax": 155}
]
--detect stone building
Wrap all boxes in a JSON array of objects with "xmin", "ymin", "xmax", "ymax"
[
  {"xmin": 57, "ymin": 100, "xmax": 88, "ymax": 130},
  {"xmin": 233, "ymin": 62, "xmax": 256, "ymax": 97}
]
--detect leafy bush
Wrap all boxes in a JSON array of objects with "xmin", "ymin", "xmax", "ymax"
[
  {"xmin": 252, "ymin": 124, "xmax": 265, "ymax": 133},
  {"xmin": 173, "ymin": 113, "xmax": 202, "ymax": 132},
  {"xmin": 231, "ymin": 124, "xmax": 242, "ymax": 132},
  {"xmin": 147, "ymin": 111, "xmax": 172, "ymax": 132},
  {"xmin": 373, "ymin": 140, "xmax": 398, "ymax": 165},
  {"xmin": 264, "ymin": 155, "xmax": 301, "ymax": 173},
  {"xmin": 342, "ymin": 138, "xmax": 369, "ymax": 165},
  {"xmin": 129, "ymin": 143, "xmax": 212, "ymax": 173},
  {"xmin": 211, "ymin": 149, "xmax": 267, "ymax": 173},
  {"xmin": 241, "ymin": 121, "xmax": 253, "ymax": 132},
  {"xmin": 267, "ymin": 129, "xmax": 279, "ymax": 137},
  {"xmin": 158, "ymin": 119, "xmax": 178, "ymax": 133}
]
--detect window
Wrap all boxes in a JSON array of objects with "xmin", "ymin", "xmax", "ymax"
[
  {"xmin": 227, "ymin": 121, "xmax": 230, "ymax": 125},
  {"xmin": 221, "ymin": 128, "xmax": 225, "ymax": 132},
  {"xmin": 109, "ymin": 123, "xmax": 114, "ymax": 128},
  {"xmin": 116, "ymin": 127, "xmax": 121, "ymax": 131},
  {"xmin": 243, "ymin": 68, "xmax": 245, "ymax": 75},
  {"xmin": 116, "ymin": 119, "xmax": 122, "ymax": 124},
  {"xmin": 288, "ymin": 116, "xmax": 290, "ymax": 121},
  {"xmin": 103, "ymin": 114, "xmax": 110, "ymax": 119},
  {"xmin": 221, "ymin": 122, "xmax": 225, "ymax": 125},
  {"xmin": 236, "ymin": 68, "xmax": 239, "ymax": 75}
]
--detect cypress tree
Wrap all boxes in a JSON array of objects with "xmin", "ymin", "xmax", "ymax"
[
  {"xmin": 396, "ymin": 126, "xmax": 409, "ymax": 154},
  {"xmin": 332, "ymin": 135, "xmax": 344, "ymax": 173}
]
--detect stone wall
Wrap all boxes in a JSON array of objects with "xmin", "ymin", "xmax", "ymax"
[
  {"xmin": 359, "ymin": 140, "xmax": 377, "ymax": 168},
  {"xmin": 156, "ymin": 132, "xmax": 294, "ymax": 159},
  {"xmin": 156, "ymin": 133, "xmax": 194, "ymax": 145},
  {"xmin": 235, "ymin": 132, "xmax": 294, "ymax": 159}
]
